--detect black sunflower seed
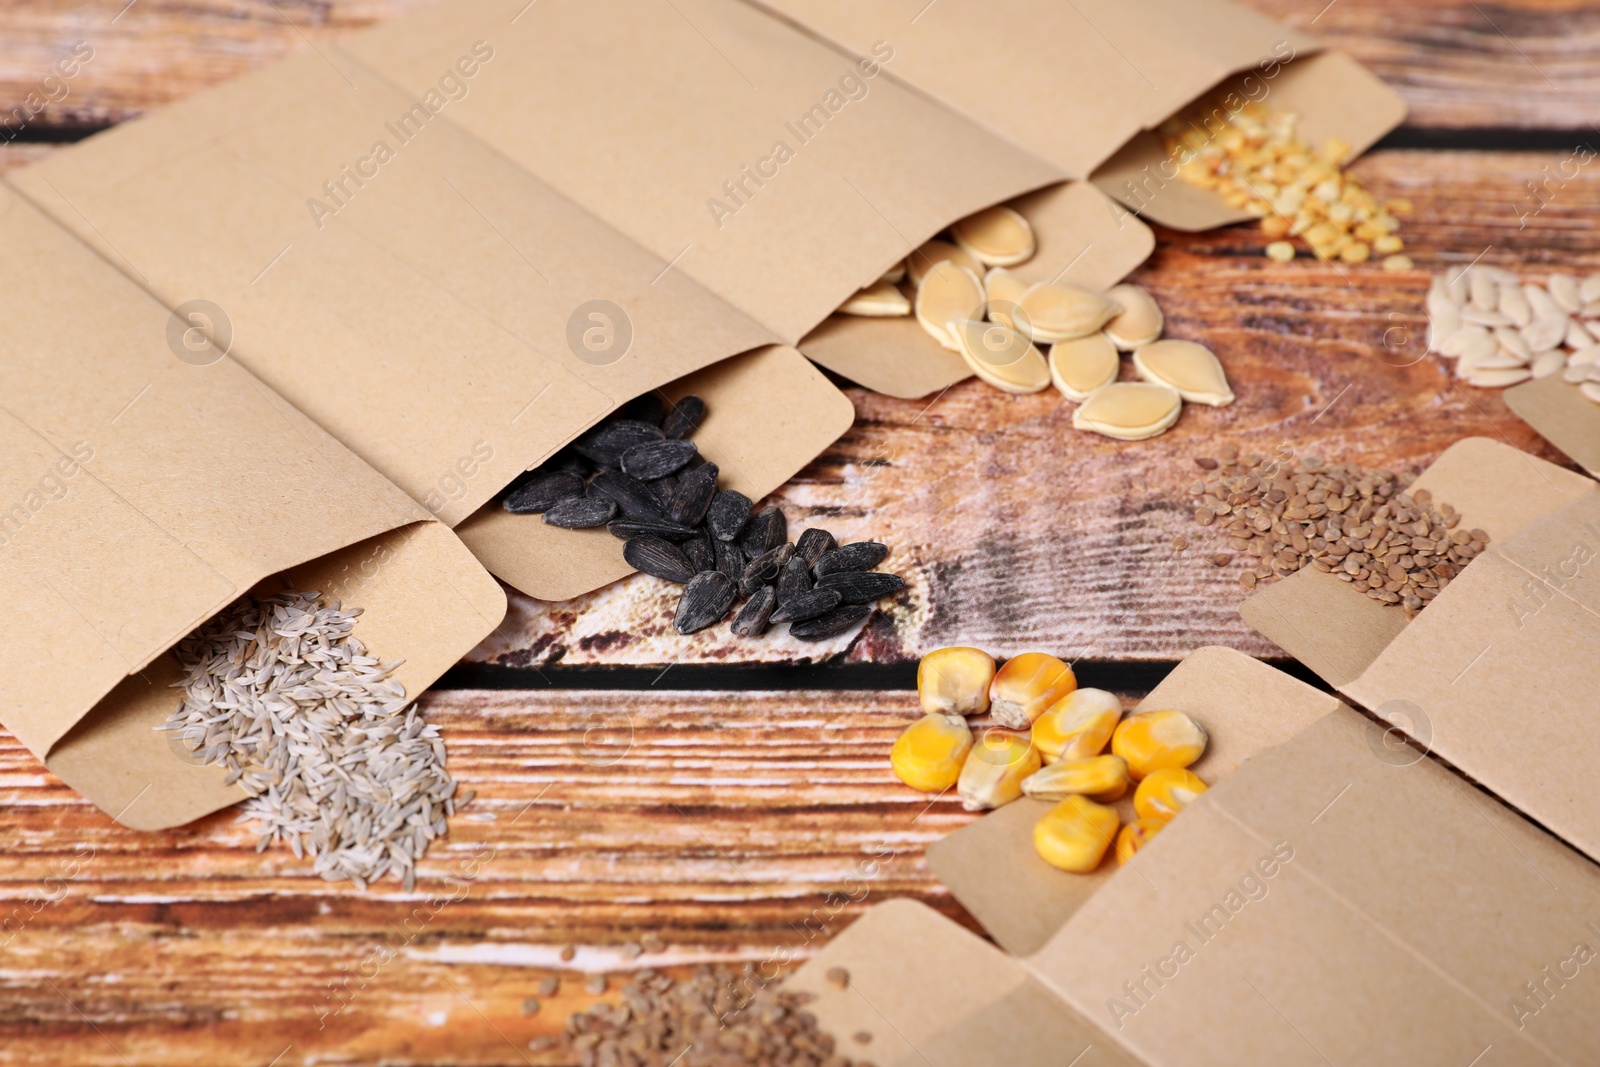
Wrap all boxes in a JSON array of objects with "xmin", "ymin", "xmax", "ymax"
[
  {"xmin": 789, "ymin": 603, "xmax": 872, "ymax": 641},
  {"xmin": 769, "ymin": 588, "xmax": 842, "ymax": 624},
  {"xmin": 740, "ymin": 505, "xmax": 786, "ymax": 556},
  {"xmin": 543, "ymin": 496, "xmax": 616, "ymax": 529},
  {"xmin": 572, "ymin": 419, "xmax": 664, "ymax": 468},
  {"xmin": 707, "ymin": 490, "xmax": 753, "ymax": 542},
  {"xmin": 623, "ymin": 536, "xmax": 697, "ymax": 583},
  {"xmin": 674, "ymin": 571, "xmax": 737, "ymax": 634},
  {"xmin": 813, "ymin": 541, "xmax": 889, "ymax": 578},
  {"xmin": 795, "ymin": 528, "xmax": 837, "ymax": 567},
  {"xmin": 730, "ymin": 586, "xmax": 777, "ymax": 637},
  {"xmin": 713, "ymin": 536, "xmax": 745, "ymax": 582},
  {"xmin": 668, "ymin": 462, "xmax": 719, "ymax": 527},
  {"xmin": 815, "ymin": 570, "xmax": 906, "ymax": 604},
  {"xmin": 502, "ymin": 470, "xmax": 585, "ymax": 514},
  {"xmin": 683, "ymin": 529, "xmax": 716, "ymax": 574},
  {"xmin": 621, "ymin": 439, "xmax": 699, "ymax": 481},
  {"xmin": 622, "ymin": 392, "xmax": 666, "ymax": 427},
  {"xmin": 607, "ymin": 519, "xmax": 699, "ymax": 541},
  {"xmin": 588, "ymin": 470, "xmax": 666, "ymax": 521},
  {"xmin": 661, "ymin": 395, "xmax": 706, "ymax": 440},
  {"xmin": 544, "ymin": 446, "xmax": 594, "ymax": 476},
  {"xmin": 776, "ymin": 556, "xmax": 812, "ymax": 602},
  {"xmin": 739, "ymin": 543, "xmax": 794, "ymax": 597}
]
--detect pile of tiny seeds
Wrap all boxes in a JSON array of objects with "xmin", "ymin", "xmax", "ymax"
[
  {"xmin": 556, "ymin": 965, "xmax": 870, "ymax": 1067},
  {"xmin": 161, "ymin": 591, "xmax": 465, "ymax": 890},
  {"xmin": 502, "ymin": 394, "xmax": 904, "ymax": 641},
  {"xmin": 1160, "ymin": 98, "xmax": 1413, "ymax": 269},
  {"xmin": 1427, "ymin": 265, "xmax": 1600, "ymax": 396},
  {"xmin": 1188, "ymin": 446, "xmax": 1488, "ymax": 617}
]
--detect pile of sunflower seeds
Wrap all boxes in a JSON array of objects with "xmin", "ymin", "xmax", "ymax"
[
  {"xmin": 557, "ymin": 964, "xmax": 870, "ymax": 1067},
  {"xmin": 1189, "ymin": 445, "xmax": 1487, "ymax": 617},
  {"xmin": 1428, "ymin": 266, "xmax": 1600, "ymax": 396},
  {"xmin": 160, "ymin": 591, "xmax": 465, "ymax": 891},
  {"xmin": 504, "ymin": 394, "xmax": 904, "ymax": 640}
]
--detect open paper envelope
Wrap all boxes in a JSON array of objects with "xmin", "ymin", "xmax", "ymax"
[
  {"xmin": 1506, "ymin": 373, "xmax": 1600, "ymax": 479},
  {"xmin": 790, "ymin": 648, "xmax": 1600, "ymax": 1066},
  {"xmin": 755, "ymin": 0, "xmax": 1408, "ymax": 230},
  {"xmin": 1240, "ymin": 438, "xmax": 1600, "ymax": 864},
  {"xmin": 0, "ymin": 183, "xmax": 504, "ymax": 829}
]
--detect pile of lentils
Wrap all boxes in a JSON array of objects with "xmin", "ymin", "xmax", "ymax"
[
  {"xmin": 503, "ymin": 393, "xmax": 904, "ymax": 639},
  {"xmin": 1188, "ymin": 444, "xmax": 1488, "ymax": 618}
]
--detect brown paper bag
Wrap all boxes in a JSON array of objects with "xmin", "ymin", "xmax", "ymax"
[{"xmin": 0, "ymin": 184, "xmax": 504, "ymax": 829}]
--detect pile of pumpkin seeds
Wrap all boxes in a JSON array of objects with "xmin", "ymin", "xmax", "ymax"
[
  {"xmin": 835, "ymin": 204, "xmax": 1233, "ymax": 440},
  {"xmin": 1188, "ymin": 445, "xmax": 1486, "ymax": 616},
  {"xmin": 503, "ymin": 395, "xmax": 904, "ymax": 640},
  {"xmin": 1427, "ymin": 266, "xmax": 1600, "ymax": 397},
  {"xmin": 558, "ymin": 964, "xmax": 870, "ymax": 1067}
]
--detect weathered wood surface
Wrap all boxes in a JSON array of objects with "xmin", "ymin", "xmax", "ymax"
[
  {"xmin": 470, "ymin": 148, "xmax": 1594, "ymax": 667},
  {"xmin": 0, "ymin": 687, "xmax": 1146, "ymax": 1066},
  {"xmin": 0, "ymin": 0, "xmax": 1597, "ymax": 134}
]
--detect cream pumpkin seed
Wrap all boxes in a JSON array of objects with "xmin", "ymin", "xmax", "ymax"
[
  {"xmin": 1582, "ymin": 382, "xmax": 1600, "ymax": 405},
  {"xmin": 1103, "ymin": 284, "xmax": 1164, "ymax": 350},
  {"xmin": 1467, "ymin": 367, "xmax": 1532, "ymax": 388},
  {"xmin": 951, "ymin": 205, "xmax": 1036, "ymax": 267},
  {"xmin": 983, "ymin": 266, "xmax": 1030, "ymax": 328},
  {"xmin": 1426, "ymin": 266, "xmax": 1600, "ymax": 396},
  {"xmin": 906, "ymin": 238, "xmax": 984, "ymax": 288},
  {"xmin": 1532, "ymin": 350, "xmax": 1566, "ymax": 379},
  {"xmin": 1017, "ymin": 281, "xmax": 1117, "ymax": 343},
  {"xmin": 1132, "ymin": 339, "xmax": 1234, "ymax": 406},
  {"xmin": 1047, "ymin": 333, "xmax": 1120, "ymax": 401},
  {"xmin": 914, "ymin": 260, "xmax": 985, "ymax": 350},
  {"xmin": 950, "ymin": 318, "xmax": 1050, "ymax": 394},
  {"xmin": 879, "ymin": 262, "xmax": 906, "ymax": 285},
  {"xmin": 838, "ymin": 278, "xmax": 911, "ymax": 317},
  {"xmin": 1072, "ymin": 382, "xmax": 1183, "ymax": 441}
]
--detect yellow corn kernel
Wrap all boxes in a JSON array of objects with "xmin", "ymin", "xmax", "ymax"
[
  {"xmin": 917, "ymin": 647, "xmax": 996, "ymax": 718},
  {"xmin": 890, "ymin": 714, "xmax": 973, "ymax": 793},
  {"xmin": 1111, "ymin": 710, "xmax": 1208, "ymax": 780},
  {"xmin": 1115, "ymin": 818, "xmax": 1166, "ymax": 865},
  {"xmin": 1133, "ymin": 767, "xmax": 1209, "ymax": 823},
  {"xmin": 988, "ymin": 653, "xmax": 1076, "ymax": 730},
  {"xmin": 957, "ymin": 730, "xmax": 1040, "ymax": 812},
  {"xmin": 1033, "ymin": 796, "xmax": 1120, "ymax": 873},
  {"xmin": 1031, "ymin": 688, "xmax": 1123, "ymax": 764},
  {"xmin": 1021, "ymin": 755, "xmax": 1130, "ymax": 802}
]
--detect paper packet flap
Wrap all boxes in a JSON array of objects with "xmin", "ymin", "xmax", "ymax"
[
  {"xmin": 1240, "ymin": 438, "xmax": 1595, "ymax": 685},
  {"xmin": 0, "ymin": 185, "xmax": 427, "ymax": 763},
  {"xmin": 7, "ymin": 47, "xmax": 781, "ymax": 529},
  {"xmin": 341, "ymin": 0, "xmax": 1064, "ymax": 355},
  {"xmin": 455, "ymin": 345, "xmax": 854, "ymax": 600},
  {"xmin": 927, "ymin": 647, "xmax": 1343, "ymax": 956},
  {"xmin": 1028, "ymin": 709, "xmax": 1600, "ymax": 1064},
  {"xmin": 1090, "ymin": 50, "xmax": 1409, "ymax": 231},
  {"xmin": 801, "ymin": 181, "xmax": 1156, "ymax": 398},
  {"xmin": 1506, "ymin": 372, "xmax": 1600, "ymax": 478},
  {"xmin": 788, "ymin": 898, "xmax": 1033, "ymax": 1065},
  {"xmin": 47, "ymin": 520, "xmax": 505, "ymax": 830}
]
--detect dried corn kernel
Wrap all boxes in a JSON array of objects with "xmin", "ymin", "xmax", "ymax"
[
  {"xmin": 957, "ymin": 729, "xmax": 1040, "ymax": 812},
  {"xmin": 890, "ymin": 714, "xmax": 973, "ymax": 793},
  {"xmin": 1133, "ymin": 767, "xmax": 1208, "ymax": 823},
  {"xmin": 1031, "ymin": 688, "xmax": 1122, "ymax": 764},
  {"xmin": 1111, "ymin": 710, "xmax": 1208, "ymax": 780},
  {"xmin": 917, "ymin": 647, "xmax": 996, "ymax": 718},
  {"xmin": 1021, "ymin": 755, "xmax": 1130, "ymax": 802},
  {"xmin": 1115, "ymin": 817, "xmax": 1166, "ymax": 865},
  {"xmin": 1033, "ymin": 795, "xmax": 1120, "ymax": 873},
  {"xmin": 988, "ymin": 653, "xmax": 1076, "ymax": 730}
]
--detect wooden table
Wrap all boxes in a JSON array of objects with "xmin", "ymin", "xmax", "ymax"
[{"xmin": 2, "ymin": 2, "xmax": 1597, "ymax": 1063}]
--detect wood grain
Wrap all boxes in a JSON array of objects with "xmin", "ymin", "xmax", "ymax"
[
  {"xmin": 0, "ymin": 687, "xmax": 1144, "ymax": 1066},
  {"xmin": 472, "ymin": 148, "xmax": 1599, "ymax": 668},
  {"xmin": 0, "ymin": 1, "xmax": 1596, "ymax": 134}
]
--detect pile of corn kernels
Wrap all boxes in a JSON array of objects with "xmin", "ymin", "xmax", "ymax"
[{"xmin": 892, "ymin": 648, "xmax": 1210, "ymax": 872}]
